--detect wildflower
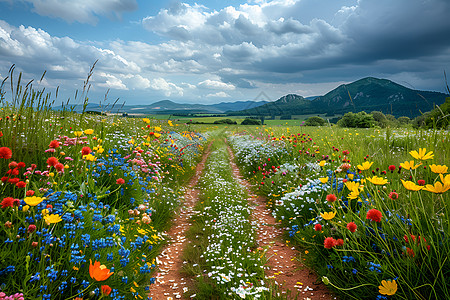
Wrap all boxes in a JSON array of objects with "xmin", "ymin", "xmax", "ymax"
[
  {"xmin": 347, "ymin": 222, "xmax": 357, "ymax": 232},
  {"xmin": 326, "ymin": 194, "xmax": 337, "ymax": 203},
  {"xmin": 47, "ymin": 157, "xmax": 59, "ymax": 167},
  {"xmin": 24, "ymin": 196, "xmax": 45, "ymax": 207},
  {"xmin": 318, "ymin": 160, "xmax": 326, "ymax": 167},
  {"xmin": 417, "ymin": 179, "xmax": 426, "ymax": 186},
  {"xmin": 16, "ymin": 181, "xmax": 26, "ymax": 188},
  {"xmin": 81, "ymin": 147, "xmax": 92, "ymax": 156},
  {"xmin": 440, "ymin": 174, "xmax": 450, "ymax": 185},
  {"xmin": 341, "ymin": 163, "xmax": 351, "ymax": 171},
  {"xmin": 406, "ymin": 247, "xmax": 415, "ymax": 257},
  {"xmin": 400, "ymin": 160, "xmax": 421, "ymax": 170},
  {"xmin": 347, "ymin": 173, "xmax": 354, "ymax": 180},
  {"xmin": 388, "ymin": 191, "xmax": 399, "ymax": 200},
  {"xmin": 84, "ymin": 129, "xmax": 94, "ymax": 135},
  {"xmin": 345, "ymin": 181, "xmax": 360, "ymax": 192},
  {"xmin": 49, "ymin": 140, "xmax": 60, "ymax": 148},
  {"xmin": 89, "ymin": 260, "xmax": 114, "ymax": 281},
  {"xmin": 335, "ymin": 239, "xmax": 344, "ymax": 246},
  {"xmin": 400, "ymin": 179, "xmax": 423, "ymax": 191},
  {"xmin": 409, "ymin": 148, "xmax": 434, "ymax": 160},
  {"xmin": 1, "ymin": 197, "xmax": 19, "ymax": 208},
  {"xmin": 83, "ymin": 154, "xmax": 96, "ymax": 162},
  {"xmin": 0, "ymin": 147, "xmax": 13, "ymax": 159},
  {"xmin": 168, "ymin": 120, "xmax": 173, "ymax": 126},
  {"xmin": 319, "ymin": 177, "xmax": 328, "ymax": 183},
  {"xmin": 116, "ymin": 178, "xmax": 125, "ymax": 185},
  {"xmin": 27, "ymin": 224, "xmax": 37, "ymax": 233},
  {"xmin": 314, "ymin": 224, "xmax": 322, "ymax": 231},
  {"xmin": 429, "ymin": 164, "xmax": 448, "ymax": 174},
  {"xmin": 388, "ymin": 165, "xmax": 396, "ymax": 171},
  {"xmin": 5, "ymin": 221, "xmax": 12, "ymax": 228},
  {"xmin": 55, "ymin": 163, "xmax": 65, "ymax": 172},
  {"xmin": 357, "ymin": 161, "xmax": 373, "ymax": 171},
  {"xmin": 22, "ymin": 205, "xmax": 29, "ymax": 212},
  {"xmin": 26, "ymin": 190, "xmax": 35, "ymax": 196},
  {"xmin": 74, "ymin": 131, "xmax": 83, "ymax": 137},
  {"xmin": 366, "ymin": 209, "xmax": 382, "ymax": 222},
  {"xmin": 101, "ymin": 285, "xmax": 112, "ymax": 296},
  {"xmin": 378, "ymin": 280, "xmax": 397, "ymax": 296},
  {"xmin": 321, "ymin": 211, "xmax": 336, "ymax": 221},
  {"xmin": 342, "ymin": 150, "xmax": 350, "ymax": 155},
  {"xmin": 44, "ymin": 214, "xmax": 62, "ymax": 225},
  {"xmin": 324, "ymin": 237, "xmax": 336, "ymax": 249},
  {"xmin": 367, "ymin": 176, "xmax": 388, "ymax": 185},
  {"xmin": 423, "ymin": 181, "xmax": 450, "ymax": 194}
]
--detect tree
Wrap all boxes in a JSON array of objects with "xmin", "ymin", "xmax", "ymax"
[
  {"xmin": 304, "ymin": 116, "xmax": 326, "ymax": 126},
  {"xmin": 241, "ymin": 118, "xmax": 261, "ymax": 125},
  {"xmin": 337, "ymin": 111, "xmax": 375, "ymax": 128}
]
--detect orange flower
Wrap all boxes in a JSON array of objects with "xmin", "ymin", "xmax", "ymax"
[
  {"xmin": 89, "ymin": 259, "xmax": 113, "ymax": 281},
  {"xmin": 101, "ymin": 285, "xmax": 112, "ymax": 296}
]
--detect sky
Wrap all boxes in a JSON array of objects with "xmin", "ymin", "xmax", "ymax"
[{"xmin": 0, "ymin": 0, "xmax": 450, "ymax": 106}]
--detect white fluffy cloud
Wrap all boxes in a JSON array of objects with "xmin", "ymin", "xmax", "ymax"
[{"xmin": 198, "ymin": 79, "xmax": 235, "ymax": 90}]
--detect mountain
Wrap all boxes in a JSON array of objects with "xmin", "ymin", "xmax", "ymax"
[
  {"xmin": 230, "ymin": 77, "xmax": 448, "ymax": 118},
  {"xmin": 54, "ymin": 100, "xmax": 268, "ymax": 114}
]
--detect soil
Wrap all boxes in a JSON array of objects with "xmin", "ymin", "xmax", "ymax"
[
  {"xmin": 149, "ymin": 142, "xmax": 212, "ymax": 300},
  {"xmin": 227, "ymin": 145, "xmax": 336, "ymax": 300}
]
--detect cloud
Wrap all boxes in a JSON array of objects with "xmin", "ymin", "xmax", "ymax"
[
  {"xmin": 198, "ymin": 79, "xmax": 235, "ymax": 90},
  {"xmin": 16, "ymin": 0, "xmax": 138, "ymax": 24},
  {"xmin": 206, "ymin": 91, "xmax": 230, "ymax": 98},
  {"xmin": 150, "ymin": 77, "xmax": 184, "ymax": 97}
]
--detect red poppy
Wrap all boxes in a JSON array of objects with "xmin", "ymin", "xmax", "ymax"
[
  {"xmin": 0, "ymin": 147, "xmax": 12, "ymax": 159},
  {"xmin": 388, "ymin": 192, "xmax": 399, "ymax": 200},
  {"xmin": 47, "ymin": 157, "xmax": 59, "ymax": 167},
  {"xmin": 8, "ymin": 161, "xmax": 18, "ymax": 169},
  {"xmin": 335, "ymin": 238, "xmax": 344, "ymax": 246},
  {"xmin": 81, "ymin": 147, "xmax": 92, "ymax": 156},
  {"xmin": 55, "ymin": 163, "xmax": 65, "ymax": 172},
  {"xmin": 27, "ymin": 224, "xmax": 37, "ymax": 233},
  {"xmin": 417, "ymin": 180, "xmax": 426, "ymax": 186},
  {"xmin": 388, "ymin": 165, "xmax": 396, "ymax": 171},
  {"xmin": 49, "ymin": 140, "xmax": 60, "ymax": 148},
  {"xmin": 1, "ymin": 197, "xmax": 19, "ymax": 209},
  {"xmin": 8, "ymin": 178, "xmax": 19, "ymax": 185},
  {"xmin": 17, "ymin": 162, "xmax": 26, "ymax": 169},
  {"xmin": 26, "ymin": 190, "xmax": 35, "ymax": 196},
  {"xmin": 346, "ymin": 222, "xmax": 357, "ymax": 233},
  {"xmin": 0, "ymin": 131, "xmax": 2, "ymax": 137},
  {"xmin": 366, "ymin": 209, "xmax": 382, "ymax": 222},
  {"xmin": 406, "ymin": 247, "xmax": 415, "ymax": 257},
  {"xmin": 342, "ymin": 150, "xmax": 350, "ymax": 155},
  {"xmin": 326, "ymin": 194, "xmax": 337, "ymax": 203},
  {"xmin": 314, "ymin": 223, "xmax": 322, "ymax": 231},
  {"xmin": 101, "ymin": 285, "xmax": 112, "ymax": 296},
  {"xmin": 1, "ymin": 177, "xmax": 8, "ymax": 183},
  {"xmin": 16, "ymin": 181, "xmax": 26, "ymax": 188},
  {"xmin": 116, "ymin": 178, "xmax": 125, "ymax": 185},
  {"xmin": 324, "ymin": 237, "xmax": 336, "ymax": 249}
]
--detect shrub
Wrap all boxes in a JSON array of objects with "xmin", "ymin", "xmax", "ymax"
[
  {"xmin": 305, "ymin": 116, "xmax": 326, "ymax": 126},
  {"xmin": 337, "ymin": 111, "xmax": 375, "ymax": 128},
  {"xmin": 241, "ymin": 118, "xmax": 261, "ymax": 125}
]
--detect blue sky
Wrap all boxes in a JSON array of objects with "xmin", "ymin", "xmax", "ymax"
[{"xmin": 0, "ymin": 0, "xmax": 449, "ymax": 106}]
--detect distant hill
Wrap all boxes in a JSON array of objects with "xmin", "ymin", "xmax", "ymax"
[
  {"xmin": 53, "ymin": 100, "xmax": 268, "ymax": 114},
  {"xmin": 230, "ymin": 77, "xmax": 448, "ymax": 118}
]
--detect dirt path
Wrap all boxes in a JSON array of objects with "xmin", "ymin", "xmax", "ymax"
[
  {"xmin": 150, "ymin": 143, "xmax": 212, "ymax": 300},
  {"xmin": 226, "ymin": 144, "xmax": 335, "ymax": 300}
]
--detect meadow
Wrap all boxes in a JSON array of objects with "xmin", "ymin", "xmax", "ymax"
[{"xmin": 1, "ymin": 72, "xmax": 450, "ymax": 299}]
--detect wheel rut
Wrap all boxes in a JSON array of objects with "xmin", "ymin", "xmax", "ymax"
[{"xmin": 149, "ymin": 142, "xmax": 212, "ymax": 300}]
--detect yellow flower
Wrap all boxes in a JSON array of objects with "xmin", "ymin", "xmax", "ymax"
[
  {"xmin": 347, "ymin": 173, "xmax": 354, "ymax": 180},
  {"xmin": 41, "ymin": 209, "xmax": 49, "ymax": 216},
  {"xmin": 44, "ymin": 214, "xmax": 62, "ymax": 225},
  {"xmin": 320, "ymin": 211, "xmax": 336, "ymax": 220},
  {"xmin": 345, "ymin": 181, "xmax": 360, "ymax": 192},
  {"xmin": 357, "ymin": 161, "xmax": 374, "ymax": 171},
  {"xmin": 401, "ymin": 179, "xmax": 423, "ymax": 191},
  {"xmin": 83, "ymin": 154, "xmax": 97, "ymax": 162},
  {"xmin": 74, "ymin": 131, "xmax": 83, "ymax": 137},
  {"xmin": 440, "ymin": 174, "xmax": 450, "ymax": 185},
  {"xmin": 24, "ymin": 196, "xmax": 45, "ymax": 207},
  {"xmin": 142, "ymin": 118, "xmax": 150, "ymax": 124},
  {"xmin": 153, "ymin": 132, "xmax": 161, "ymax": 138},
  {"xmin": 400, "ymin": 160, "xmax": 422, "ymax": 170},
  {"xmin": 318, "ymin": 160, "xmax": 326, "ymax": 167},
  {"xmin": 319, "ymin": 177, "xmax": 328, "ymax": 183},
  {"xmin": 366, "ymin": 176, "xmax": 388, "ymax": 185},
  {"xmin": 84, "ymin": 129, "xmax": 94, "ymax": 135},
  {"xmin": 429, "ymin": 164, "xmax": 448, "ymax": 174},
  {"xmin": 409, "ymin": 148, "xmax": 434, "ymax": 160},
  {"xmin": 347, "ymin": 189, "xmax": 360, "ymax": 200},
  {"xmin": 22, "ymin": 205, "xmax": 30, "ymax": 212},
  {"xmin": 168, "ymin": 120, "xmax": 173, "ymax": 126},
  {"xmin": 154, "ymin": 126, "xmax": 162, "ymax": 132},
  {"xmin": 379, "ymin": 279, "xmax": 397, "ymax": 296},
  {"xmin": 423, "ymin": 181, "xmax": 450, "ymax": 194}
]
